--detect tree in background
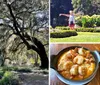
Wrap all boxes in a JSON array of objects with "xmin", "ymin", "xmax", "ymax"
[
  {"xmin": 0, "ymin": 0, "xmax": 49, "ymax": 69},
  {"xmin": 72, "ymin": 0, "xmax": 100, "ymax": 15}
]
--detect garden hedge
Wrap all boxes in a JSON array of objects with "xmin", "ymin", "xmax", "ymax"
[
  {"xmin": 76, "ymin": 15, "xmax": 100, "ymax": 27},
  {"xmin": 75, "ymin": 28, "xmax": 100, "ymax": 32},
  {"xmin": 50, "ymin": 26, "xmax": 70, "ymax": 30},
  {"xmin": 50, "ymin": 30, "xmax": 78, "ymax": 38},
  {"xmin": 51, "ymin": 26, "xmax": 100, "ymax": 32}
]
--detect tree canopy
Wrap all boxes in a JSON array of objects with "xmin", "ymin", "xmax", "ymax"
[
  {"xmin": 72, "ymin": 0, "xmax": 100, "ymax": 15},
  {"xmin": 0, "ymin": 0, "xmax": 49, "ymax": 68}
]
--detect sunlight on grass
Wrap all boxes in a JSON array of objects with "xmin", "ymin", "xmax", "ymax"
[{"xmin": 50, "ymin": 32, "xmax": 100, "ymax": 42}]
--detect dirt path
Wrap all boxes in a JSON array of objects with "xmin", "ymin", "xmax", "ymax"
[{"xmin": 18, "ymin": 73, "xmax": 48, "ymax": 85}]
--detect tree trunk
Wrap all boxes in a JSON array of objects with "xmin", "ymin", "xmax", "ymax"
[
  {"xmin": 32, "ymin": 38, "xmax": 49, "ymax": 69},
  {"xmin": 1, "ymin": 57, "xmax": 11, "ymax": 66},
  {"xmin": 31, "ymin": 47, "xmax": 49, "ymax": 69},
  {"xmin": 34, "ymin": 53, "xmax": 39, "ymax": 66},
  {"xmin": 38, "ymin": 50, "xmax": 48, "ymax": 69}
]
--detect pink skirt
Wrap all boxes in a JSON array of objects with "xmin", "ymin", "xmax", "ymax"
[{"xmin": 69, "ymin": 23, "xmax": 75, "ymax": 27}]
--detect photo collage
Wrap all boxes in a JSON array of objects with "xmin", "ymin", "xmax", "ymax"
[{"xmin": 0, "ymin": 0, "xmax": 100, "ymax": 85}]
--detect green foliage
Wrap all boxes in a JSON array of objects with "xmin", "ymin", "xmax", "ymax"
[
  {"xmin": 0, "ymin": 70, "xmax": 4, "ymax": 77},
  {"xmin": 75, "ymin": 28, "xmax": 99, "ymax": 32},
  {"xmin": 30, "ymin": 58, "xmax": 35, "ymax": 64},
  {"xmin": 54, "ymin": 26, "xmax": 70, "ymax": 30},
  {"xmin": 72, "ymin": 0, "xmax": 100, "ymax": 15},
  {"xmin": 50, "ymin": 30, "xmax": 78, "ymax": 38},
  {"xmin": 0, "ymin": 71, "xmax": 19, "ymax": 85},
  {"xmin": 1, "ymin": 66, "xmax": 32, "ymax": 73},
  {"xmin": 16, "ymin": 67, "xmax": 32, "ymax": 73},
  {"xmin": 51, "ymin": 26, "xmax": 100, "ymax": 33},
  {"xmin": 2, "ymin": 66, "xmax": 18, "ymax": 72},
  {"xmin": 81, "ymin": 17, "xmax": 87, "ymax": 28},
  {"xmin": 0, "ymin": 71, "xmax": 12, "ymax": 85},
  {"xmin": 76, "ymin": 15, "xmax": 100, "ymax": 27}
]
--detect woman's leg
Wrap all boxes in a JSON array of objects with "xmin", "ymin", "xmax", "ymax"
[
  {"xmin": 72, "ymin": 24, "xmax": 75, "ymax": 30},
  {"xmin": 69, "ymin": 25, "xmax": 74, "ymax": 30},
  {"xmin": 72, "ymin": 26, "xmax": 74, "ymax": 30},
  {"xmin": 70, "ymin": 27, "xmax": 72, "ymax": 30}
]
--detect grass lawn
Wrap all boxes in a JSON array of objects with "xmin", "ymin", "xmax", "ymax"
[{"xmin": 50, "ymin": 32, "xmax": 100, "ymax": 42}]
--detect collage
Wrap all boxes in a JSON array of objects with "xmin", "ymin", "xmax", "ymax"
[{"xmin": 0, "ymin": 0, "xmax": 100, "ymax": 85}]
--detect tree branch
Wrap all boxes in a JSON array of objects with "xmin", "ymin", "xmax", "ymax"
[
  {"xmin": 4, "ymin": 0, "xmax": 43, "ymax": 55},
  {"xmin": 7, "ymin": 33, "xmax": 16, "ymax": 41},
  {"xmin": 43, "ymin": 43, "xmax": 49, "ymax": 46},
  {"xmin": 16, "ymin": 42, "xmax": 24, "ymax": 49},
  {"xmin": 5, "ymin": 3, "xmax": 31, "ymax": 48},
  {"xmin": 4, "ymin": 57, "xmax": 11, "ymax": 61},
  {"xmin": 0, "ymin": 23, "xmax": 15, "ymax": 31}
]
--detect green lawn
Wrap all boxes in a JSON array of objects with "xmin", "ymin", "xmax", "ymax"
[{"xmin": 50, "ymin": 32, "xmax": 100, "ymax": 42}]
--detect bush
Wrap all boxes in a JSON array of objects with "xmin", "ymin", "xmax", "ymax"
[
  {"xmin": 75, "ymin": 28, "xmax": 95, "ymax": 32},
  {"xmin": 0, "ymin": 71, "xmax": 4, "ymax": 77},
  {"xmin": 55, "ymin": 26, "xmax": 70, "ymax": 30},
  {"xmin": 50, "ymin": 30, "xmax": 78, "ymax": 38},
  {"xmin": 95, "ymin": 29, "xmax": 100, "ymax": 32},
  {"xmin": 0, "ymin": 71, "xmax": 19, "ymax": 85},
  {"xmin": 75, "ymin": 28, "xmax": 100, "ymax": 32},
  {"xmin": 1, "ymin": 66, "xmax": 32, "ymax": 73},
  {"xmin": 50, "ymin": 26, "xmax": 70, "ymax": 30},
  {"xmin": 2, "ymin": 66, "xmax": 18, "ymax": 72},
  {"xmin": 76, "ymin": 15, "xmax": 100, "ymax": 27},
  {"xmin": 1, "ymin": 71, "xmax": 13, "ymax": 84},
  {"xmin": 16, "ymin": 67, "xmax": 32, "ymax": 73}
]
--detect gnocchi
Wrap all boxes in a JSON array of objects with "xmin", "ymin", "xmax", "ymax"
[{"xmin": 57, "ymin": 47, "xmax": 95, "ymax": 80}]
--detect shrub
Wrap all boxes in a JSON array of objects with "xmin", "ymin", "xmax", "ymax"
[
  {"xmin": 0, "ymin": 71, "xmax": 4, "ymax": 77},
  {"xmin": 96, "ymin": 17, "xmax": 100, "ymax": 26},
  {"xmin": 2, "ymin": 66, "xmax": 18, "ymax": 72},
  {"xmin": 1, "ymin": 71, "xmax": 13, "ymax": 84},
  {"xmin": 1, "ymin": 66, "xmax": 32, "ymax": 73},
  {"xmin": 50, "ymin": 26, "xmax": 70, "ymax": 30},
  {"xmin": 16, "ymin": 67, "xmax": 32, "ymax": 73},
  {"xmin": 0, "ymin": 71, "xmax": 19, "ymax": 85},
  {"xmin": 76, "ymin": 15, "xmax": 100, "ymax": 27},
  {"xmin": 75, "ymin": 28, "xmax": 94, "ymax": 32},
  {"xmin": 50, "ymin": 30, "xmax": 78, "ymax": 38},
  {"xmin": 56, "ymin": 26, "xmax": 70, "ymax": 30},
  {"xmin": 0, "ymin": 71, "xmax": 4, "ymax": 79},
  {"xmin": 95, "ymin": 29, "xmax": 100, "ymax": 32},
  {"xmin": 75, "ymin": 28, "xmax": 100, "ymax": 32}
]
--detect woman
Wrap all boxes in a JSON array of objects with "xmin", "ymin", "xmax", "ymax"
[{"xmin": 59, "ymin": 10, "xmax": 76, "ymax": 30}]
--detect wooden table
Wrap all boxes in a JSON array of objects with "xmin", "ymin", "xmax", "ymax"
[{"xmin": 50, "ymin": 44, "xmax": 100, "ymax": 85}]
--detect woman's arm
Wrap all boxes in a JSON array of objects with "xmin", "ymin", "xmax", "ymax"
[
  {"xmin": 59, "ymin": 14, "xmax": 70, "ymax": 17},
  {"xmin": 73, "ymin": 12, "xmax": 82, "ymax": 16}
]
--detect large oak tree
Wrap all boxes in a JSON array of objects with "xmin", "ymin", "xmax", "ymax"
[{"xmin": 0, "ymin": 0, "xmax": 49, "ymax": 68}]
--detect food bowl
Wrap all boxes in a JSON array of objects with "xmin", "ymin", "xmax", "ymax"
[{"xmin": 51, "ymin": 46, "xmax": 100, "ymax": 85}]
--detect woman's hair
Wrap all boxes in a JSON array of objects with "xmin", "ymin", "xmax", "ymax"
[{"xmin": 69, "ymin": 10, "xmax": 73, "ymax": 14}]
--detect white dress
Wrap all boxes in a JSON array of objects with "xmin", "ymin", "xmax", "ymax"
[{"xmin": 69, "ymin": 15, "xmax": 75, "ymax": 25}]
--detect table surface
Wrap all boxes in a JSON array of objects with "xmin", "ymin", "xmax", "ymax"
[{"xmin": 50, "ymin": 44, "xmax": 100, "ymax": 85}]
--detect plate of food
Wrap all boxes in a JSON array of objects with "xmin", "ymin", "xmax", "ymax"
[{"xmin": 51, "ymin": 46, "xmax": 100, "ymax": 85}]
